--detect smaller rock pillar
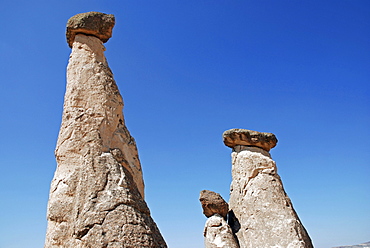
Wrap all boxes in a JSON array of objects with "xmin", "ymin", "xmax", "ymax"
[
  {"xmin": 223, "ymin": 129, "xmax": 313, "ymax": 248},
  {"xmin": 199, "ymin": 190, "xmax": 239, "ymax": 248}
]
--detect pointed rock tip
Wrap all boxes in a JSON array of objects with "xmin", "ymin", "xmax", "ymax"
[
  {"xmin": 223, "ymin": 128, "xmax": 278, "ymax": 152},
  {"xmin": 66, "ymin": 11, "xmax": 115, "ymax": 48}
]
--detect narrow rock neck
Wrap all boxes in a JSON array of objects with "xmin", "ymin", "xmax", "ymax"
[
  {"xmin": 57, "ymin": 33, "xmax": 123, "ymax": 157},
  {"xmin": 230, "ymin": 145, "xmax": 277, "ymax": 187},
  {"xmin": 72, "ymin": 34, "xmax": 107, "ymax": 64},
  {"xmin": 232, "ymin": 145, "xmax": 272, "ymax": 160},
  {"xmin": 56, "ymin": 33, "xmax": 145, "ymax": 198}
]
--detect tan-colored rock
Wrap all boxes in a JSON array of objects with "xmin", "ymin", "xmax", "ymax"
[
  {"xmin": 199, "ymin": 190, "xmax": 229, "ymax": 219},
  {"xmin": 224, "ymin": 129, "xmax": 313, "ymax": 248},
  {"xmin": 223, "ymin": 128, "xmax": 277, "ymax": 152},
  {"xmin": 45, "ymin": 12, "xmax": 166, "ymax": 248},
  {"xmin": 204, "ymin": 214, "xmax": 239, "ymax": 248},
  {"xmin": 66, "ymin": 11, "xmax": 115, "ymax": 48}
]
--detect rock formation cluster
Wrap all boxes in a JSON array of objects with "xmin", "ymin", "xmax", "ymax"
[
  {"xmin": 44, "ymin": 11, "xmax": 314, "ymax": 248},
  {"xmin": 44, "ymin": 12, "xmax": 166, "ymax": 248},
  {"xmin": 200, "ymin": 129, "xmax": 313, "ymax": 248},
  {"xmin": 225, "ymin": 128, "xmax": 312, "ymax": 248}
]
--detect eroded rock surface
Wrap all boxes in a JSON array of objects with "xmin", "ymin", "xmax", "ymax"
[
  {"xmin": 200, "ymin": 190, "xmax": 229, "ymax": 219},
  {"xmin": 224, "ymin": 128, "xmax": 313, "ymax": 248},
  {"xmin": 223, "ymin": 128, "xmax": 277, "ymax": 152},
  {"xmin": 66, "ymin": 11, "xmax": 115, "ymax": 48},
  {"xmin": 45, "ymin": 12, "xmax": 166, "ymax": 248},
  {"xmin": 200, "ymin": 190, "xmax": 238, "ymax": 248},
  {"xmin": 204, "ymin": 215, "xmax": 239, "ymax": 248}
]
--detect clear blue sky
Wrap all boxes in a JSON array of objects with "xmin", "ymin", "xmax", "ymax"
[{"xmin": 0, "ymin": 1, "xmax": 369, "ymax": 248}]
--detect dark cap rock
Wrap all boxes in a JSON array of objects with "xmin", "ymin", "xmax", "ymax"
[
  {"xmin": 223, "ymin": 128, "xmax": 278, "ymax": 152},
  {"xmin": 66, "ymin": 11, "xmax": 115, "ymax": 48},
  {"xmin": 199, "ymin": 190, "xmax": 228, "ymax": 219}
]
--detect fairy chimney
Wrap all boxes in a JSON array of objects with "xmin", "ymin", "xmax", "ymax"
[
  {"xmin": 200, "ymin": 190, "xmax": 239, "ymax": 248},
  {"xmin": 44, "ymin": 12, "xmax": 167, "ymax": 247},
  {"xmin": 223, "ymin": 128, "xmax": 313, "ymax": 248}
]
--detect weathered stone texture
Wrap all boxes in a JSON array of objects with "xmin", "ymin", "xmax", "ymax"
[
  {"xmin": 45, "ymin": 13, "xmax": 166, "ymax": 247},
  {"xmin": 204, "ymin": 214, "xmax": 239, "ymax": 248},
  {"xmin": 224, "ymin": 129, "xmax": 313, "ymax": 248},
  {"xmin": 223, "ymin": 128, "xmax": 277, "ymax": 152},
  {"xmin": 200, "ymin": 191, "xmax": 238, "ymax": 247},
  {"xmin": 200, "ymin": 190, "xmax": 229, "ymax": 219},
  {"xmin": 66, "ymin": 11, "xmax": 115, "ymax": 48}
]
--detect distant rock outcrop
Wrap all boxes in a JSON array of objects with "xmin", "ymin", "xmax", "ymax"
[
  {"xmin": 333, "ymin": 241, "xmax": 370, "ymax": 248},
  {"xmin": 200, "ymin": 190, "xmax": 239, "ymax": 248},
  {"xmin": 223, "ymin": 128, "xmax": 313, "ymax": 248},
  {"xmin": 44, "ymin": 12, "xmax": 167, "ymax": 247}
]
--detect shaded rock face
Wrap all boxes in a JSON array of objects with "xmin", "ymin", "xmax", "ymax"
[
  {"xmin": 45, "ymin": 12, "xmax": 166, "ymax": 248},
  {"xmin": 200, "ymin": 190, "xmax": 229, "ymax": 219},
  {"xmin": 224, "ymin": 129, "xmax": 313, "ymax": 248}
]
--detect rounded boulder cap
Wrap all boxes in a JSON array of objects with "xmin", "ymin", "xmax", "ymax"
[
  {"xmin": 223, "ymin": 128, "xmax": 278, "ymax": 152},
  {"xmin": 199, "ymin": 190, "xmax": 228, "ymax": 219},
  {"xmin": 66, "ymin": 11, "xmax": 115, "ymax": 48}
]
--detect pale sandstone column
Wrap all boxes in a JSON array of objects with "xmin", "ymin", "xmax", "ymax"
[
  {"xmin": 223, "ymin": 129, "xmax": 313, "ymax": 248},
  {"xmin": 45, "ymin": 12, "xmax": 167, "ymax": 247}
]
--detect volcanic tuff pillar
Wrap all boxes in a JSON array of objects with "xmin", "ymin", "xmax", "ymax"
[
  {"xmin": 200, "ymin": 190, "xmax": 239, "ymax": 248},
  {"xmin": 45, "ymin": 12, "xmax": 167, "ymax": 247},
  {"xmin": 223, "ymin": 129, "xmax": 313, "ymax": 248}
]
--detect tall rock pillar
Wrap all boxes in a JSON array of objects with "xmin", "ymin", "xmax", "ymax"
[
  {"xmin": 45, "ymin": 12, "xmax": 167, "ymax": 247},
  {"xmin": 223, "ymin": 129, "xmax": 313, "ymax": 248}
]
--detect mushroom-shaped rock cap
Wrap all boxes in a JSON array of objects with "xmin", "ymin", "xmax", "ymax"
[
  {"xmin": 223, "ymin": 128, "xmax": 278, "ymax": 152},
  {"xmin": 199, "ymin": 190, "xmax": 229, "ymax": 219},
  {"xmin": 66, "ymin": 11, "xmax": 115, "ymax": 48}
]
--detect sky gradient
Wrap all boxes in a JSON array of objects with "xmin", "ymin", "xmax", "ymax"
[{"xmin": 1, "ymin": 1, "xmax": 369, "ymax": 248}]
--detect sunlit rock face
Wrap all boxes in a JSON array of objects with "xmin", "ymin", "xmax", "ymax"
[
  {"xmin": 224, "ymin": 129, "xmax": 313, "ymax": 248},
  {"xmin": 204, "ymin": 214, "xmax": 240, "ymax": 248},
  {"xmin": 44, "ymin": 12, "xmax": 167, "ymax": 248}
]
